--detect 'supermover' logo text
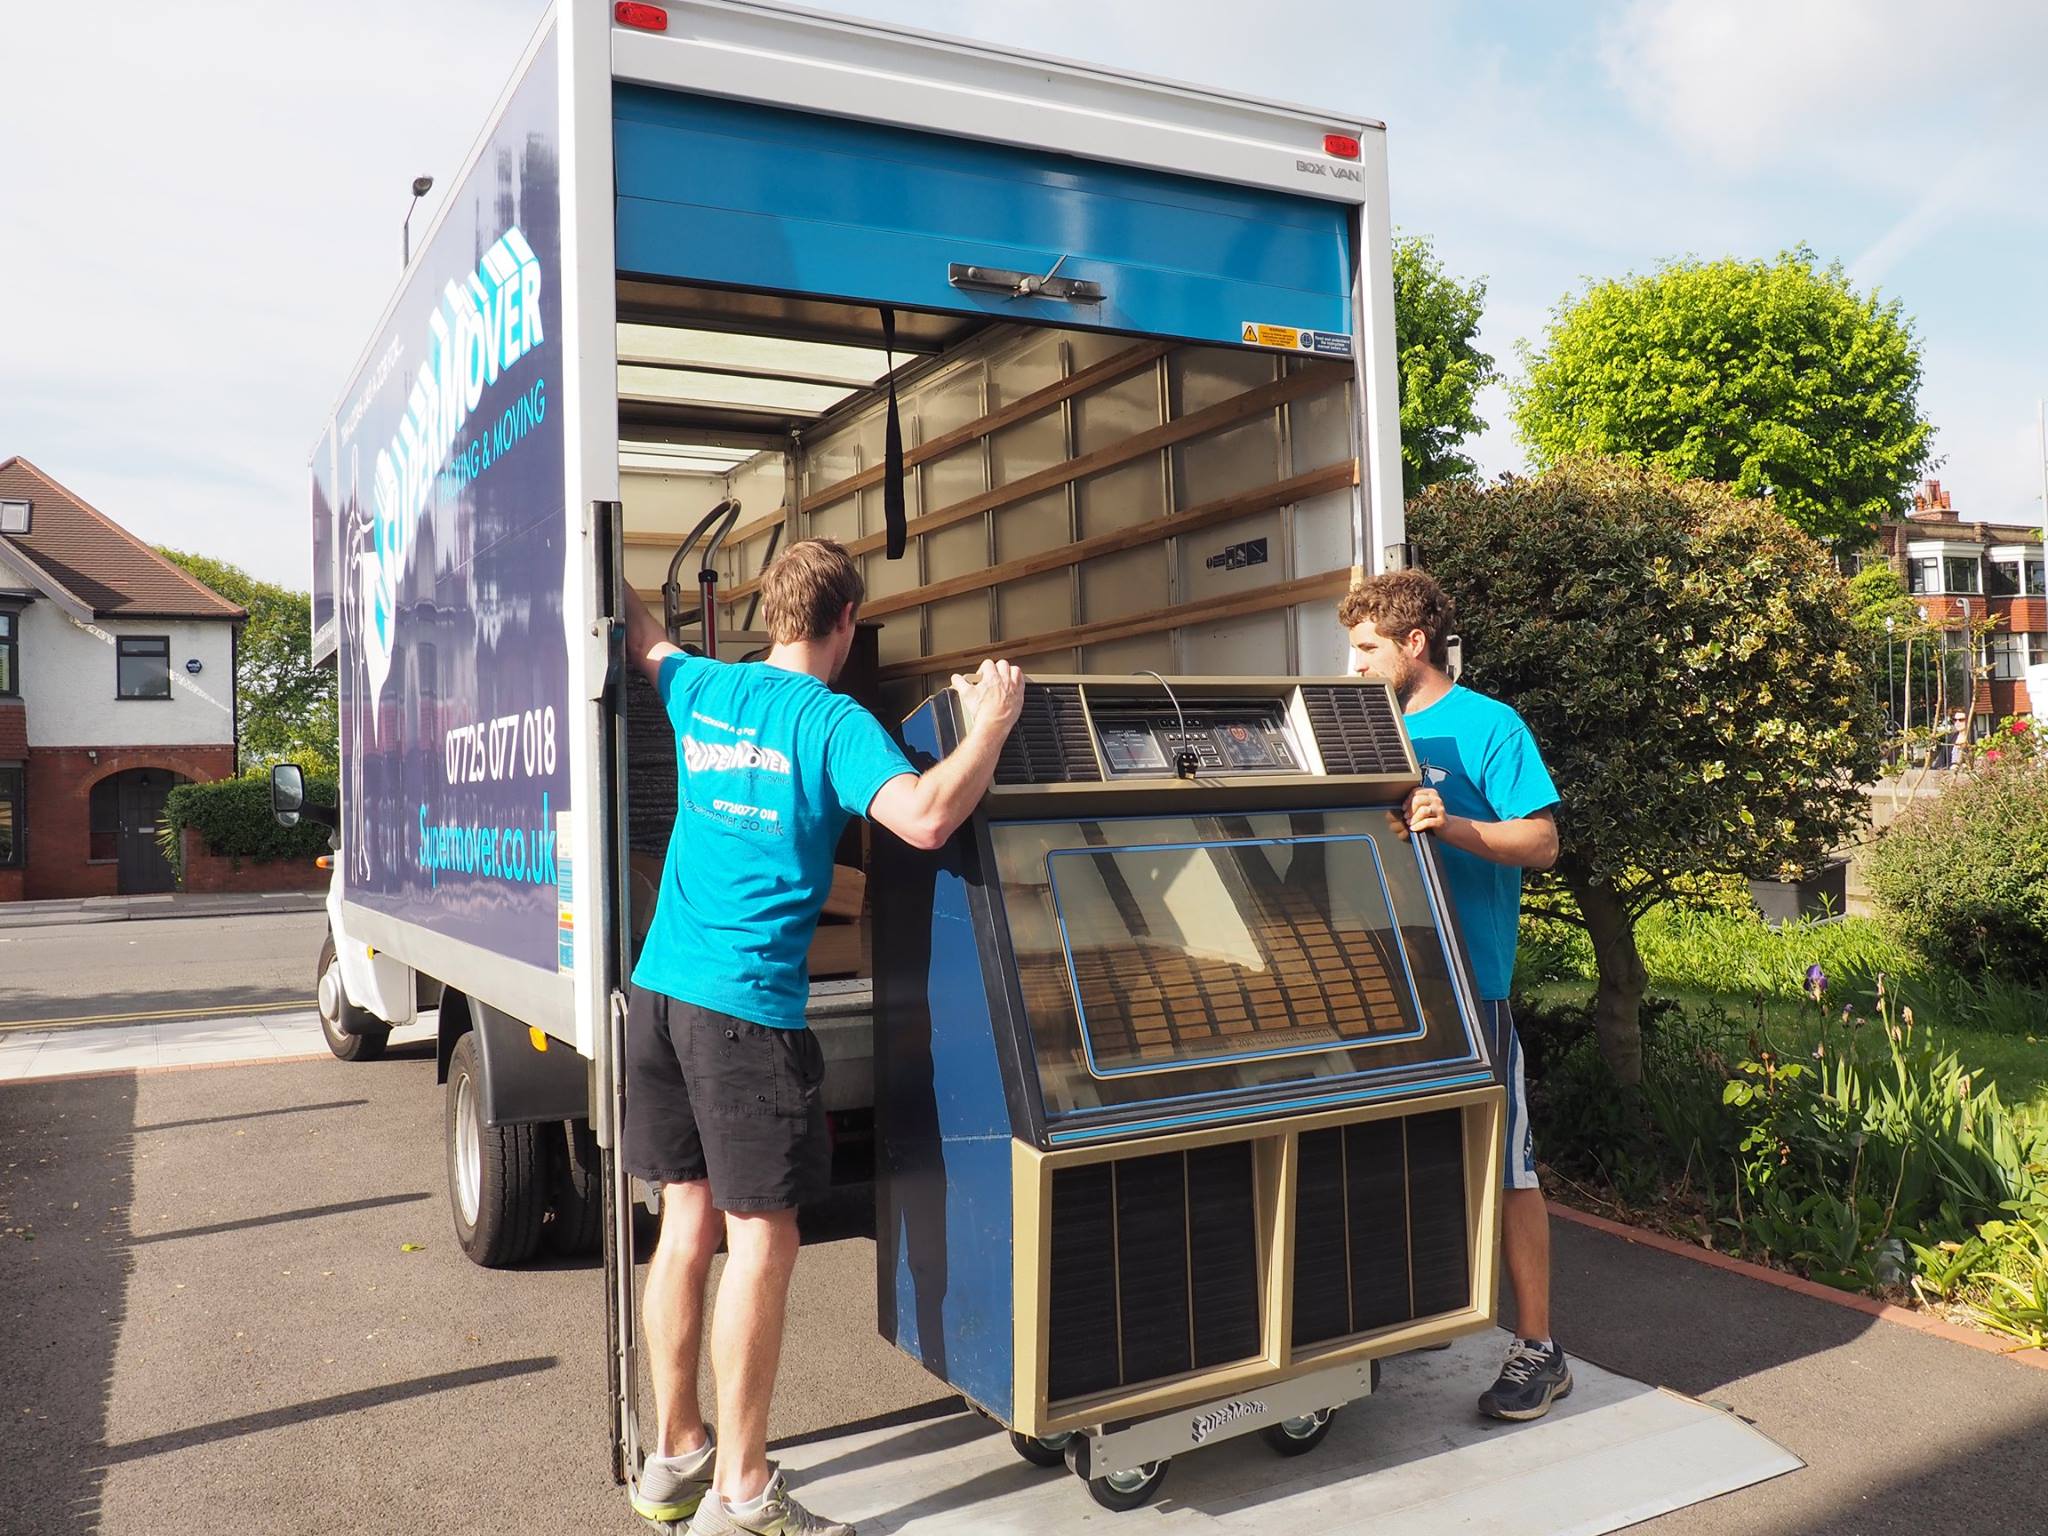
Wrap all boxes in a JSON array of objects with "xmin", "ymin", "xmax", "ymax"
[
  {"xmin": 418, "ymin": 795, "xmax": 559, "ymax": 890},
  {"xmin": 682, "ymin": 735, "xmax": 791, "ymax": 775},
  {"xmin": 360, "ymin": 226, "xmax": 546, "ymax": 729}
]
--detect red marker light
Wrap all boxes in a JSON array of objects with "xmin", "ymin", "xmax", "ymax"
[
  {"xmin": 1323, "ymin": 133, "xmax": 1361, "ymax": 160},
  {"xmin": 615, "ymin": 2, "xmax": 668, "ymax": 31}
]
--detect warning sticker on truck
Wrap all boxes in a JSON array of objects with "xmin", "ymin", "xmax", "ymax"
[{"xmin": 1239, "ymin": 322, "xmax": 1353, "ymax": 358}]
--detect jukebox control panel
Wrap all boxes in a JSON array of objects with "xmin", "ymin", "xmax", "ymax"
[{"xmin": 1088, "ymin": 700, "xmax": 1303, "ymax": 779}]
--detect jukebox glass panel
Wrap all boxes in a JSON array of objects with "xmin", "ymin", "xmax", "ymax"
[{"xmin": 992, "ymin": 810, "xmax": 1485, "ymax": 1118}]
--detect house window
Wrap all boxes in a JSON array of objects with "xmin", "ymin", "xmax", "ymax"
[
  {"xmin": 116, "ymin": 635, "xmax": 171, "ymax": 699},
  {"xmin": 1987, "ymin": 558, "xmax": 2019, "ymax": 597},
  {"xmin": 1985, "ymin": 633, "xmax": 2026, "ymax": 681},
  {"xmin": 0, "ymin": 612, "xmax": 15, "ymax": 698},
  {"xmin": 2028, "ymin": 633, "xmax": 2048, "ymax": 668},
  {"xmin": 88, "ymin": 776, "xmax": 120, "ymax": 863},
  {"xmin": 1906, "ymin": 557, "xmax": 1941, "ymax": 594},
  {"xmin": 0, "ymin": 499, "xmax": 28, "ymax": 535},
  {"xmin": 1943, "ymin": 555, "xmax": 1981, "ymax": 595},
  {"xmin": 0, "ymin": 765, "xmax": 21, "ymax": 868}
]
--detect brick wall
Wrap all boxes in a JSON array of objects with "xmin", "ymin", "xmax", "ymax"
[
  {"xmin": 0, "ymin": 868, "xmax": 22, "ymax": 902},
  {"xmin": 178, "ymin": 829, "xmax": 328, "ymax": 894},
  {"xmin": 21, "ymin": 744, "xmax": 235, "ymax": 900}
]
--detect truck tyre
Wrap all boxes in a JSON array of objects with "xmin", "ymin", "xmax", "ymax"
[
  {"xmin": 317, "ymin": 933, "xmax": 389, "ymax": 1063},
  {"xmin": 540, "ymin": 1119, "xmax": 603, "ymax": 1257},
  {"xmin": 445, "ymin": 1031, "xmax": 546, "ymax": 1267}
]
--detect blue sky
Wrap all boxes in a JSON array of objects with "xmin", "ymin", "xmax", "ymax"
[{"xmin": 1, "ymin": 0, "xmax": 2041, "ymax": 586}]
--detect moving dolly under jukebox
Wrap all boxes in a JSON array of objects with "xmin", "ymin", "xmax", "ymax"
[{"xmin": 874, "ymin": 675, "xmax": 1507, "ymax": 1511}]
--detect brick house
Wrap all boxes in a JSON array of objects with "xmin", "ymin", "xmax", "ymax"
[
  {"xmin": 0, "ymin": 457, "xmax": 244, "ymax": 900},
  {"xmin": 1868, "ymin": 478, "xmax": 2045, "ymax": 734}
]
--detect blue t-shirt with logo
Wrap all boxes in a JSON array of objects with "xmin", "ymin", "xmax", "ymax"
[
  {"xmin": 1402, "ymin": 685, "xmax": 1559, "ymax": 1001},
  {"xmin": 631, "ymin": 653, "xmax": 913, "ymax": 1029}
]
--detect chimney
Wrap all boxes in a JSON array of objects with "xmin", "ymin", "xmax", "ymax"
[{"xmin": 1909, "ymin": 478, "xmax": 1955, "ymax": 520}]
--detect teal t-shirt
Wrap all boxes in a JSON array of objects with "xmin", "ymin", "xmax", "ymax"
[
  {"xmin": 631, "ymin": 653, "xmax": 913, "ymax": 1028},
  {"xmin": 1402, "ymin": 685, "xmax": 1559, "ymax": 1001}
]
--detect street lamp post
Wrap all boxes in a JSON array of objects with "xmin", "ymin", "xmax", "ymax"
[{"xmin": 402, "ymin": 175, "xmax": 435, "ymax": 268}]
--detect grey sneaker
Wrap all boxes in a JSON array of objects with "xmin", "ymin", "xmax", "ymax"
[
  {"xmin": 1478, "ymin": 1338, "xmax": 1573, "ymax": 1421},
  {"xmin": 687, "ymin": 1466, "xmax": 853, "ymax": 1536},
  {"xmin": 632, "ymin": 1436, "xmax": 715, "ymax": 1525}
]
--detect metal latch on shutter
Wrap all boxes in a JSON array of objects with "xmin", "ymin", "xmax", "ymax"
[{"xmin": 949, "ymin": 256, "xmax": 1104, "ymax": 304}]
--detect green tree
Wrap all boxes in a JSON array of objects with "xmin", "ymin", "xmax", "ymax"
[
  {"xmin": 1512, "ymin": 249, "xmax": 1934, "ymax": 546},
  {"xmin": 1392, "ymin": 234, "xmax": 1496, "ymax": 498},
  {"xmin": 1409, "ymin": 457, "xmax": 1882, "ymax": 1084},
  {"xmin": 159, "ymin": 550, "xmax": 336, "ymax": 776}
]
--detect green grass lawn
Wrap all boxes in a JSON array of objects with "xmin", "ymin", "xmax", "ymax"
[
  {"xmin": 1521, "ymin": 979, "xmax": 2048, "ymax": 1129},
  {"xmin": 1515, "ymin": 904, "xmax": 2048, "ymax": 1129}
]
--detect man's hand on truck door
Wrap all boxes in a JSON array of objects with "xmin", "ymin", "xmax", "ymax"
[
  {"xmin": 622, "ymin": 583, "xmax": 681, "ymax": 685},
  {"xmin": 867, "ymin": 658, "xmax": 1028, "ymax": 851}
]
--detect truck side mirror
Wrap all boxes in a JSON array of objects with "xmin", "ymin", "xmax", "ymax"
[{"xmin": 271, "ymin": 763, "xmax": 306, "ymax": 828}]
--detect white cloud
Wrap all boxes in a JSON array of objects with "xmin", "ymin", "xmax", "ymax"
[{"xmin": 1602, "ymin": 0, "xmax": 2048, "ymax": 189}]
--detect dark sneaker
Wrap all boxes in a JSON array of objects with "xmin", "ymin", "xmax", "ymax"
[
  {"xmin": 632, "ymin": 1437, "xmax": 715, "ymax": 1525},
  {"xmin": 686, "ymin": 1466, "xmax": 853, "ymax": 1536},
  {"xmin": 1478, "ymin": 1339, "xmax": 1573, "ymax": 1421}
]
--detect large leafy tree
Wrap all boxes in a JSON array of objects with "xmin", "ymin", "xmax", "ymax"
[
  {"xmin": 1410, "ymin": 458, "xmax": 1882, "ymax": 1083},
  {"xmin": 1512, "ymin": 250, "xmax": 1933, "ymax": 546},
  {"xmin": 159, "ymin": 550, "xmax": 336, "ymax": 776},
  {"xmin": 1392, "ymin": 234, "xmax": 1496, "ymax": 498}
]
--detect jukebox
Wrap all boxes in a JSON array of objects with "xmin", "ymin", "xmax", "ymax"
[{"xmin": 874, "ymin": 676, "xmax": 1506, "ymax": 1510}]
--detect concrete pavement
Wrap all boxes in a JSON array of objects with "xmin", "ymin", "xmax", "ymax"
[
  {"xmin": 4, "ymin": 1047, "xmax": 2047, "ymax": 1535},
  {"xmin": 0, "ymin": 889, "xmax": 325, "ymax": 930}
]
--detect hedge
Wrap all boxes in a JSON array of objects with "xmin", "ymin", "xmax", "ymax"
[
  {"xmin": 1865, "ymin": 756, "xmax": 2048, "ymax": 986},
  {"xmin": 158, "ymin": 773, "xmax": 336, "ymax": 881}
]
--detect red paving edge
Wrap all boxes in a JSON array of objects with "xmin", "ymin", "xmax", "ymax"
[
  {"xmin": 1548, "ymin": 1199, "xmax": 2048, "ymax": 1372},
  {"xmin": 4, "ymin": 1053, "xmax": 336, "ymax": 1086}
]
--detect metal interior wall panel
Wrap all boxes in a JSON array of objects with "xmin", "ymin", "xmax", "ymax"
[
  {"xmin": 1289, "ymin": 380, "xmax": 1356, "ymax": 475},
  {"xmin": 926, "ymin": 592, "xmax": 993, "ymax": 654},
  {"xmin": 1182, "ymin": 609, "xmax": 1291, "ymax": 674},
  {"xmin": 1174, "ymin": 415, "xmax": 1284, "ymax": 509},
  {"xmin": 1173, "ymin": 346, "xmax": 1279, "ymax": 413},
  {"xmin": 1293, "ymin": 488, "xmax": 1357, "ymax": 579},
  {"xmin": 862, "ymin": 545, "xmax": 923, "ymax": 603},
  {"xmin": 1081, "ymin": 633, "xmax": 1173, "ymax": 673},
  {"xmin": 988, "ymin": 332, "xmax": 1067, "ymax": 406},
  {"xmin": 1079, "ymin": 544, "xmax": 1171, "ymax": 624},
  {"xmin": 612, "ymin": 91, "xmax": 1353, "ymax": 348},
  {"xmin": 987, "ymin": 419, "xmax": 1068, "ymax": 516},
  {"xmin": 1072, "ymin": 370, "xmax": 1162, "ymax": 456},
  {"xmin": 996, "ymin": 571, "xmax": 1074, "ymax": 641},
  {"xmin": 1178, "ymin": 509, "xmax": 1288, "ymax": 602},
  {"xmin": 807, "ymin": 498, "xmax": 860, "ymax": 548},
  {"xmin": 1075, "ymin": 458, "xmax": 1167, "ymax": 540}
]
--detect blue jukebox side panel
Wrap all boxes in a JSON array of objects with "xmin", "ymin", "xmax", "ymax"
[{"xmin": 875, "ymin": 700, "xmax": 1015, "ymax": 1418}]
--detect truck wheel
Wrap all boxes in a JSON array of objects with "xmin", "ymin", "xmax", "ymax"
[
  {"xmin": 540, "ymin": 1119, "xmax": 603, "ymax": 1257},
  {"xmin": 445, "ymin": 1031, "xmax": 545, "ymax": 1266},
  {"xmin": 316, "ymin": 934, "xmax": 389, "ymax": 1063}
]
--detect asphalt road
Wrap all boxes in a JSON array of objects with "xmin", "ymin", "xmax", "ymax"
[
  {"xmin": 0, "ymin": 911, "xmax": 326, "ymax": 1028},
  {"xmin": 4, "ymin": 1050, "xmax": 2047, "ymax": 1535}
]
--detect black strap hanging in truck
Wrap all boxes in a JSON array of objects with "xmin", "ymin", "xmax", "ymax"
[{"xmin": 880, "ymin": 306, "xmax": 907, "ymax": 560}]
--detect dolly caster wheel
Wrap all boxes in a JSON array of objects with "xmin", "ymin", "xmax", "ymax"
[
  {"xmin": 1260, "ymin": 1406, "xmax": 1336, "ymax": 1455},
  {"xmin": 1078, "ymin": 1457, "xmax": 1170, "ymax": 1511},
  {"xmin": 1009, "ymin": 1429, "xmax": 1075, "ymax": 1468}
]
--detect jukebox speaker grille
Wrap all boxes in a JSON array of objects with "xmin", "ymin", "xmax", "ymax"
[
  {"xmin": 1291, "ymin": 1108, "xmax": 1470, "ymax": 1348},
  {"xmin": 1046, "ymin": 1143, "xmax": 1261, "ymax": 1402},
  {"xmin": 995, "ymin": 683, "xmax": 1102, "ymax": 785},
  {"xmin": 1300, "ymin": 684, "xmax": 1411, "ymax": 777}
]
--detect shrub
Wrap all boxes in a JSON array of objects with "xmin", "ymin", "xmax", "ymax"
[
  {"xmin": 158, "ymin": 773, "xmax": 335, "ymax": 881},
  {"xmin": 1864, "ymin": 757, "xmax": 2048, "ymax": 985}
]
